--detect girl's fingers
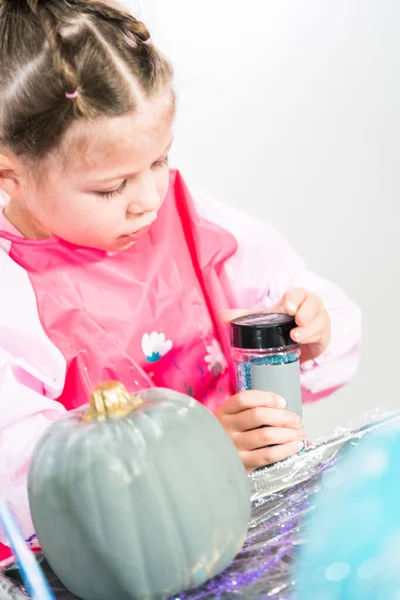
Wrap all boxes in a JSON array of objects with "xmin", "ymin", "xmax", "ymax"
[
  {"xmin": 291, "ymin": 311, "xmax": 329, "ymax": 344},
  {"xmin": 232, "ymin": 406, "xmax": 302, "ymax": 431},
  {"xmin": 233, "ymin": 426, "xmax": 307, "ymax": 451},
  {"xmin": 292, "ymin": 296, "xmax": 320, "ymax": 327},
  {"xmin": 220, "ymin": 290, "xmax": 326, "ymax": 332},
  {"xmin": 241, "ymin": 440, "xmax": 305, "ymax": 471},
  {"xmin": 282, "ymin": 288, "xmax": 308, "ymax": 316},
  {"xmin": 222, "ymin": 391, "xmax": 287, "ymax": 415}
]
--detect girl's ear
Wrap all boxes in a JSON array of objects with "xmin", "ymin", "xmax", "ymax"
[{"xmin": 0, "ymin": 151, "xmax": 26, "ymax": 200}]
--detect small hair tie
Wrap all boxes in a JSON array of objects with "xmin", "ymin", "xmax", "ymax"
[
  {"xmin": 143, "ymin": 37, "xmax": 152, "ymax": 45},
  {"xmin": 65, "ymin": 90, "xmax": 79, "ymax": 99}
]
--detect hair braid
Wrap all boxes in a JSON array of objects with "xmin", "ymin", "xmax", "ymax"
[{"xmin": 0, "ymin": 0, "xmax": 173, "ymax": 157}]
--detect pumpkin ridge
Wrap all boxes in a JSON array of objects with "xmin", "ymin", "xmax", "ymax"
[
  {"xmin": 133, "ymin": 408, "xmax": 185, "ymax": 596},
  {"xmin": 176, "ymin": 418, "xmax": 217, "ymax": 582},
  {"xmin": 72, "ymin": 423, "xmax": 124, "ymax": 598},
  {"xmin": 198, "ymin": 420, "xmax": 250, "ymax": 566},
  {"xmin": 121, "ymin": 414, "xmax": 153, "ymax": 597},
  {"xmin": 152, "ymin": 453, "xmax": 191, "ymax": 592}
]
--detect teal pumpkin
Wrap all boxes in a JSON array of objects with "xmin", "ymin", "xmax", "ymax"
[{"xmin": 28, "ymin": 383, "xmax": 250, "ymax": 600}]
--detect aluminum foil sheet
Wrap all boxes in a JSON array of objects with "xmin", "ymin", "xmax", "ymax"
[{"xmin": 2, "ymin": 412, "xmax": 399, "ymax": 600}]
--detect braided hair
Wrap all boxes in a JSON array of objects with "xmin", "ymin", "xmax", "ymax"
[{"xmin": 0, "ymin": 0, "xmax": 173, "ymax": 157}]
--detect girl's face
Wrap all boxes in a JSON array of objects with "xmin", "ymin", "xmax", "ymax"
[{"xmin": 5, "ymin": 91, "xmax": 174, "ymax": 252}]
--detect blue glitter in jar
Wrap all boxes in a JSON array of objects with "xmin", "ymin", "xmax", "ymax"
[
  {"xmin": 231, "ymin": 313, "xmax": 302, "ymax": 418},
  {"xmin": 236, "ymin": 351, "xmax": 300, "ymax": 392}
]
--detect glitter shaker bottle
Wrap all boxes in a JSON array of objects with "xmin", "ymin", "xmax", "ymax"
[{"xmin": 231, "ymin": 313, "xmax": 302, "ymax": 418}]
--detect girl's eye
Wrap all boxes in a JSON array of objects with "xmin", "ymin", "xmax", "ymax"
[
  {"xmin": 95, "ymin": 179, "xmax": 128, "ymax": 199},
  {"xmin": 93, "ymin": 157, "xmax": 168, "ymax": 198},
  {"xmin": 152, "ymin": 156, "xmax": 169, "ymax": 170}
]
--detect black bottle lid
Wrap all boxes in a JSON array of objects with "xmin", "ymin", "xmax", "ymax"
[{"xmin": 231, "ymin": 313, "xmax": 297, "ymax": 350}]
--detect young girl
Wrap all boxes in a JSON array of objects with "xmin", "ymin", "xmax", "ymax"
[{"xmin": 0, "ymin": 0, "xmax": 361, "ymax": 562}]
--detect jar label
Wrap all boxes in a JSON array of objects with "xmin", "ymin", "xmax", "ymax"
[{"xmin": 250, "ymin": 361, "xmax": 302, "ymax": 417}]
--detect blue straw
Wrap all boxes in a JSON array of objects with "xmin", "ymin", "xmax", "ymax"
[{"xmin": 0, "ymin": 498, "xmax": 55, "ymax": 600}]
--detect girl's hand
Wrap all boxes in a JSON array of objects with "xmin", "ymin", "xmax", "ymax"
[
  {"xmin": 272, "ymin": 288, "xmax": 331, "ymax": 362},
  {"xmin": 215, "ymin": 390, "xmax": 306, "ymax": 472},
  {"xmin": 221, "ymin": 288, "xmax": 331, "ymax": 363}
]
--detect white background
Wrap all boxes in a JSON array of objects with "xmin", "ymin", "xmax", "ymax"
[{"xmin": 125, "ymin": 0, "xmax": 399, "ymax": 438}]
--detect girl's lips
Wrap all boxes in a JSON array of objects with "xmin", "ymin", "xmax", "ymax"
[{"xmin": 118, "ymin": 225, "xmax": 151, "ymax": 241}]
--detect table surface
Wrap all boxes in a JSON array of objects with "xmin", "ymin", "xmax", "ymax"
[{"xmin": 1, "ymin": 413, "xmax": 398, "ymax": 600}]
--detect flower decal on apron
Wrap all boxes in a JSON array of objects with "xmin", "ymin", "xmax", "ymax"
[
  {"xmin": 142, "ymin": 332, "xmax": 173, "ymax": 363},
  {"xmin": 204, "ymin": 339, "xmax": 227, "ymax": 376}
]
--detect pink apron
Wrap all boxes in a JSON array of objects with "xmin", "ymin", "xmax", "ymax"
[{"xmin": 1, "ymin": 169, "xmax": 239, "ymax": 412}]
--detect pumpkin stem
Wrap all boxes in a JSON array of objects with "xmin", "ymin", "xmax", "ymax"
[{"xmin": 83, "ymin": 381, "xmax": 143, "ymax": 422}]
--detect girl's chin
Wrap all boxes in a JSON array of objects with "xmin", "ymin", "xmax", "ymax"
[{"xmin": 106, "ymin": 238, "xmax": 137, "ymax": 252}]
